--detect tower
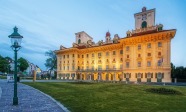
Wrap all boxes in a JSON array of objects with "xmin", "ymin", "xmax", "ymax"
[
  {"xmin": 134, "ymin": 7, "xmax": 155, "ymax": 29},
  {"xmin": 105, "ymin": 31, "xmax": 111, "ymax": 43}
]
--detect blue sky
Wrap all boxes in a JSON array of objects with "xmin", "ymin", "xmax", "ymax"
[{"xmin": 0, "ymin": 0, "xmax": 186, "ymax": 70}]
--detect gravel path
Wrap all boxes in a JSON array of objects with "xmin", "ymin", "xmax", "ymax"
[{"xmin": 0, "ymin": 79, "xmax": 67, "ymax": 112}]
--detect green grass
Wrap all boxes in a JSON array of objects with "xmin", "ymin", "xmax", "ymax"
[
  {"xmin": 0, "ymin": 75, "xmax": 6, "ymax": 79},
  {"xmin": 23, "ymin": 82, "xmax": 186, "ymax": 112}
]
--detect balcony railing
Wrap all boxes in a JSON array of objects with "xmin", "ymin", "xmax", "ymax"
[{"xmin": 76, "ymin": 68, "xmax": 123, "ymax": 72}]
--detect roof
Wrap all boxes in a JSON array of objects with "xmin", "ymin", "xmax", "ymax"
[{"xmin": 130, "ymin": 29, "xmax": 176, "ymax": 37}]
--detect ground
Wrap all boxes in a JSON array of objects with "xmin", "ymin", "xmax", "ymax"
[{"xmin": 23, "ymin": 82, "xmax": 186, "ymax": 112}]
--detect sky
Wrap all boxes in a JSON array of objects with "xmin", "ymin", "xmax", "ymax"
[{"xmin": 0, "ymin": 0, "xmax": 186, "ymax": 70}]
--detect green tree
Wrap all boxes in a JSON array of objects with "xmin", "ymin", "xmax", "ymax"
[
  {"xmin": 171, "ymin": 63, "xmax": 176, "ymax": 78},
  {"xmin": 5, "ymin": 56, "xmax": 12, "ymax": 74},
  {"xmin": 45, "ymin": 50, "xmax": 57, "ymax": 70},
  {"xmin": 0, "ymin": 55, "xmax": 9, "ymax": 73},
  {"xmin": 17, "ymin": 57, "xmax": 29, "ymax": 72},
  {"xmin": 45, "ymin": 50, "xmax": 57, "ymax": 79}
]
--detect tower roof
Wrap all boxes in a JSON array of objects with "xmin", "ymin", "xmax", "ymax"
[{"xmin": 106, "ymin": 31, "xmax": 111, "ymax": 37}]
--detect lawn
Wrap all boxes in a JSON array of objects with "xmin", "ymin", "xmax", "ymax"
[
  {"xmin": 0, "ymin": 75, "xmax": 6, "ymax": 79},
  {"xmin": 23, "ymin": 82, "xmax": 186, "ymax": 112}
]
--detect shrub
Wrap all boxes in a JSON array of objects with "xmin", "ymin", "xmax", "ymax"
[{"xmin": 145, "ymin": 88, "xmax": 183, "ymax": 95}]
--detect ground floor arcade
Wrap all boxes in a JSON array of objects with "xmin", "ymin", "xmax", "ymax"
[{"xmin": 57, "ymin": 70, "xmax": 171, "ymax": 82}]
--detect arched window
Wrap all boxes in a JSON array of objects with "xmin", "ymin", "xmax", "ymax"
[
  {"xmin": 141, "ymin": 21, "xmax": 147, "ymax": 28},
  {"xmin": 78, "ymin": 39, "xmax": 81, "ymax": 44}
]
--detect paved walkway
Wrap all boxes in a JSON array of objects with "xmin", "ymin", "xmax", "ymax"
[{"xmin": 0, "ymin": 79, "xmax": 68, "ymax": 112}]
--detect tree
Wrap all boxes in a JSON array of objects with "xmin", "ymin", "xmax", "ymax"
[
  {"xmin": 45, "ymin": 50, "xmax": 57, "ymax": 70},
  {"xmin": 45, "ymin": 50, "xmax": 57, "ymax": 79},
  {"xmin": 17, "ymin": 57, "xmax": 29, "ymax": 72},
  {"xmin": 171, "ymin": 63, "xmax": 176, "ymax": 78},
  {"xmin": 0, "ymin": 55, "xmax": 9, "ymax": 73}
]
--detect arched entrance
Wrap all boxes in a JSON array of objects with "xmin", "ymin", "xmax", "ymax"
[{"xmin": 141, "ymin": 21, "xmax": 147, "ymax": 28}]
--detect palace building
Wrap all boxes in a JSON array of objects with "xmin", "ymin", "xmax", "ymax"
[{"xmin": 55, "ymin": 7, "xmax": 176, "ymax": 82}]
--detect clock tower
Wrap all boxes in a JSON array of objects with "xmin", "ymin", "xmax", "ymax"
[{"xmin": 134, "ymin": 7, "xmax": 155, "ymax": 29}]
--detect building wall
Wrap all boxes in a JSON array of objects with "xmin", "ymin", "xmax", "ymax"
[{"xmin": 56, "ymin": 30, "xmax": 175, "ymax": 82}]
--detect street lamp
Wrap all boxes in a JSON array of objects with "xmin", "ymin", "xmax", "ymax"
[{"xmin": 8, "ymin": 26, "xmax": 23, "ymax": 105}]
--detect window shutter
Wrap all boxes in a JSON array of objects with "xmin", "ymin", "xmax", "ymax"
[
  {"xmin": 155, "ymin": 73, "xmax": 157, "ymax": 78},
  {"xmin": 151, "ymin": 73, "xmax": 153, "ymax": 78},
  {"xmin": 145, "ymin": 73, "xmax": 147, "ymax": 78},
  {"xmin": 129, "ymin": 73, "xmax": 131, "ymax": 78},
  {"xmin": 135, "ymin": 73, "xmax": 137, "ymax": 78},
  {"xmin": 141, "ymin": 73, "xmax": 143, "ymax": 78},
  {"xmin": 124, "ymin": 73, "xmax": 126, "ymax": 78},
  {"xmin": 162, "ymin": 73, "xmax": 164, "ymax": 78}
]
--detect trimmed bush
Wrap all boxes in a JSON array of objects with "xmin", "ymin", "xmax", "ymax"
[{"xmin": 145, "ymin": 88, "xmax": 183, "ymax": 95}]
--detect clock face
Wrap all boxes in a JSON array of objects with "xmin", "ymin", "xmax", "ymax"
[{"xmin": 142, "ymin": 14, "xmax": 147, "ymax": 20}]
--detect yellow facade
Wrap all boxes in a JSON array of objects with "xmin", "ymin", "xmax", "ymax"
[{"xmin": 56, "ymin": 7, "xmax": 176, "ymax": 82}]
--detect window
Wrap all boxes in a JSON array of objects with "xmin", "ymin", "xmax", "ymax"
[
  {"xmin": 78, "ymin": 66, "xmax": 80, "ymax": 70},
  {"xmin": 147, "ymin": 53, "xmax": 151, "ymax": 57},
  {"xmin": 87, "ymin": 61, "xmax": 89, "ymax": 64},
  {"xmin": 106, "ymin": 52, "xmax": 109, "ymax": 56},
  {"xmin": 137, "ymin": 73, "xmax": 141, "ymax": 78},
  {"xmin": 147, "ymin": 73, "xmax": 151, "ymax": 78},
  {"xmin": 68, "ymin": 61, "xmax": 69, "ymax": 63},
  {"xmin": 63, "ymin": 55, "xmax": 65, "ymax": 59},
  {"xmin": 72, "ymin": 66, "xmax": 75, "ymax": 70},
  {"xmin": 86, "ymin": 66, "xmax": 89, "ymax": 70},
  {"xmin": 120, "ymin": 58, "xmax": 123, "ymax": 62},
  {"xmin": 98, "ymin": 53, "xmax": 101, "ymax": 57},
  {"xmin": 113, "ymin": 65, "xmax": 116, "ymax": 69},
  {"xmin": 138, "ymin": 62, "xmax": 141, "ymax": 67},
  {"xmin": 147, "ymin": 43, "xmax": 151, "ymax": 48},
  {"xmin": 63, "ymin": 66, "xmax": 65, "ymax": 70},
  {"xmin": 147, "ymin": 61, "xmax": 151, "ymax": 67},
  {"xmin": 92, "ymin": 53, "xmax": 94, "ymax": 57},
  {"xmin": 98, "ymin": 65, "xmax": 102, "ymax": 70},
  {"xmin": 158, "ymin": 42, "xmax": 162, "ymax": 47},
  {"xmin": 113, "ymin": 51, "xmax": 116, "ymax": 55},
  {"xmin": 126, "ymin": 73, "xmax": 130, "ymax": 78},
  {"xmin": 138, "ymin": 54, "xmax": 141, "ymax": 58},
  {"xmin": 78, "ymin": 55, "xmax": 80, "ymax": 58},
  {"xmin": 72, "ymin": 54, "xmax": 74, "ymax": 57},
  {"xmin": 158, "ymin": 52, "xmax": 161, "ymax": 56},
  {"xmin": 127, "ymin": 55, "xmax": 129, "ymax": 58},
  {"xmin": 157, "ymin": 73, "xmax": 162, "ymax": 79},
  {"xmin": 120, "ymin": 64, "xmax": 123, "ymax": 69},
  {"xmin": 73, "ymin": 60, "xmax": 74, "ymax": 63},
  {"xmin": 138, "ymin": 44, "xmax": 141, "ymax": 50},
  {"xmin": 92, "ymin": 60, "xmax": 94, "ymax": 64},
  {"xmin": 126, "ymin": 46, "xmax": 130, "ymax": 51},
  {"xmin": 82, "ymin": 55, "xmax": 84, "ymax": 58},
  {"xmin": 87, "ymin": 54, "xmax": 89, "ymax": 58},
  {"xmin": 67, "ymin": 55, "xmax": 69, "ymax": 58},
  {"xmin": 113, "ymin": 58, "xmax": 115, "ymax": 62},
  {"xmin": 98, "ymin": 60, "xmax": 102, "ymax": 63},
  {"xmin": 106, "ymin": 59, "xmax": 109, "ymax": 63},
  {"xmin": 106, "ymin": 65, "xmax": 109, "ymax": 70},
  {"xmin": 126, "ymin": 62, "xmax": 129, "ymax": 68},
  {"xmin": 92, "ymin": 66, "xmax": 94, "ymax": 70},
  {"xmin": 67, "ymin": 66, "xmax": 69, "ymax": 70},
  {"xmin": 158, "ymin": 60, "xmax": 162, "ymax": 66},
  {"xmin": 120, "ymin": 50, "xmax": 123, "ymax": 54}
]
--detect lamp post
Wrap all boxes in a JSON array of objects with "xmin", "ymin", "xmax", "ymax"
[{"xmin": 8, "ymin": 26, "xmax": 23, "ymax": 105}]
